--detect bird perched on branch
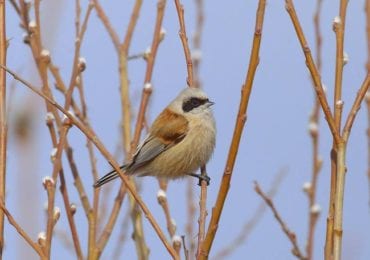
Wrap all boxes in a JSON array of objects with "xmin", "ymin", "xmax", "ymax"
[{"xmin": 94, "ymin": 87, "xmax": 216, "ymax": 188}]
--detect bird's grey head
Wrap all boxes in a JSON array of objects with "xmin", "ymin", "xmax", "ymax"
[{"xmin": 169, "ymin": 88, "xmax": 214, "ymax": 116}]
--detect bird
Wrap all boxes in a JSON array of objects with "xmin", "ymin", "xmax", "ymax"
[{"xmin": 94, "ymin": 87, "xmax": 216, "ymax": 188}]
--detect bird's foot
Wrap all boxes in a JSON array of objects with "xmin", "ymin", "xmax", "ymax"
[{"xmin": 188, "ymin": 173, "xmax": 211, "ymax": 186}]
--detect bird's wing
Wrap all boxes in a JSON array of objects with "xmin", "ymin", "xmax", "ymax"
[{"xmin": 127, "ymin": 109, "xmax": 189, "ymax": 172}]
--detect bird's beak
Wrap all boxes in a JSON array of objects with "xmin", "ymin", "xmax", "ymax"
[{"xmin": 207, "ymin": 100, "xmax": 215, "ymax": 107}]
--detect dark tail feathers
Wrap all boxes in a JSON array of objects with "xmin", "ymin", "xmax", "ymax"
[{"xmin": 94, "ymin": 165, "xmax": 126, "ymax": 188}]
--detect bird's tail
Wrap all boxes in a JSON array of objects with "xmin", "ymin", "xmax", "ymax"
[{"xmin": 93, "ymin": 165, "xmax": 127, "ymax": 188}]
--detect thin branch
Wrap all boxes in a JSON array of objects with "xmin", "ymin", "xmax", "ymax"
[
  {"xmin": 91, "ymin": 0, "xmax": 120, "ymax": 52},
  {"xmin": 285, "ymin": 0, "xmax": 342, "ymax": 145},
  {"xmin": 0, "ymin": 200, "xmax": 46, "ymax": 258},
  {"xmin": 174, "ymin": 0, "xmax": 194, "ymax": 87},
  {"xmin": 200, "ymin": 1, "xmax": 267, "ymax": 257},
  {"xmin": 214, "ymin": 170, "xmax": 287, "ymax": 259},
  {"xmin": 306, "ymin": 1, "xmax": 323, "ymax": 259},
  {"xmin": 0, "ymin": 0, "xmax": 6, "ymax": 255},
  {"xmin": 342, "ymin": 75, "xmax": 370, "ymax": 141},
  {"xmin": 254, "ymin": 182, "xmax": 307, "ymax": 260},
  {"xmin": 196, "ymin": 166, "xmax": 208, "ymax": 259},
  {"xmin": 157, "ymin": 180, "xmax": 176, "ymax": 238},
  {"xmin": 0, "ymin": 66, "xmax": 178, "ymax": 259},
  {"xmin": 365, "ymin": 0, "xmax": 370, "ymax": 207}
]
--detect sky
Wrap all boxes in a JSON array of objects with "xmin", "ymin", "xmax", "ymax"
[{"xmin": 4, "ymin": 0, "xmax": 370, "ymax": 259}]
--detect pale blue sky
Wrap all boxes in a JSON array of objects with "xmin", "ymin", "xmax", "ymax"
[{"xmin": 4, "ymin": 1, "xmax": 370, "ymax": 259}]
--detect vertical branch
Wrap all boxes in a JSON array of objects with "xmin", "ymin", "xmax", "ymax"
[
  {"xmin": 192, "ymin": 0, "xmax": 204, "ymax": 88},
  {"xmin": 326, "ymin": 2, "xmax": 348, "ymax": 258},
  {"xmin": 365, "ymin": 0, "xmax": 370, "ymax": 207},
  {"xmin": 0, "ymin": 0, "xmax": 6, "ymax": 256},
  {"xmin": 196, "ymin": 166, "xmax": 208, "ymax": 259},
  {"xmin": 200, "ymin": 1, "xmax": 267, "ymax": 257},
  {"xmin": 306, "ymin": 1, "xmax": 323, "ymax": 259},
  {"xmin": 174, "ymin": 0, "xmax": 194, "ymax": 87}
]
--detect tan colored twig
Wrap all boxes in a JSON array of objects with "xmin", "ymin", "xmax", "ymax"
[
  {"xmin": 174, "ymin": 0, "xmax": 194, "ymax": 87},
  {"xmin": 192, "ymin": 0, "xmax": 204, "ymax": 88},
  {"xmin": 0, "ymin": 200, "xmax": 46, "ymax": 258},
  {"xmin": 196, "ymin": 166, "xmax": 208, "ymax": 259},
  {"xmin": 365, "ymin": 0, "xmax": 370, "ymax": 207},
  {"xmin": 306, "ymin": 1, "xmax": 323, "ymax": 259},
  {"xmin": 157, "ymin": 180, "xmax": 176, "ymax": 238},
  {"xmin": 214, "ymin": 170, "xmax": 287, "ymax": 259},
  {"xmin": 199, "ymin": 1, "xmax": 267, "ymax": 257},
  {"xmin": 285, "ymin": 0, "xmax": 341, "ymax": 145},
  {"xmin": 185, "ymin": 178, "xmax": 196, "ymax": 257},
  {"xmin": 112, "ymin": 207, "xmax": 131, "ymax": 259},
  {"xmin": 91, "ymin": 0, "xmax": 120, "ymax": 52},
  {"xmin": 95, "ymin": 185, "xmax": 127, "ymax": 256},
  {"xmin": 0, "ymin": 0, "xmax": 6, "ymax": 255},
  {"xmin": 255, "ymin": 182, "xmax": 307, "ymax": 260},
  {"xmin": 1, "ymin": 66, "xmax": 178, "ymax": 258}
]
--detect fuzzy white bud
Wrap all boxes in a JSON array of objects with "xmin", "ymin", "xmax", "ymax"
[
  {"xmin": 144, "ymin": 82, "xmax": 152, "ymax": 91},
  {"xmin": 343, "ymin": 51, "xmax": 349, "ymax": 65},
  {"xmin": 302, "ymin": 182, "xmax": 312, "ymax": 193},
  {"xmin": 336, "ymin": 100, "xmax": 344, "ymax": 107},
  {"xmin": 70, "ymin": 203, "xmax": 77, "ymax": 215},
  {"xmin": 366, "ymin": 91, "xmax": 370, "ymax": 102},
  {"xmin": 45, "ymin": 112, "xmax": 55, "ymax": 122},
  {"xmin": 78, "ymin": 57, "xmax": 86, "ymax": 72},
  {"xmin": 308, "ymin": 122, "xmax": 318, "ymax": 136},
  {"xmin": 157, "ymin": 189, "xmax": 167, "ymax": 200},
  {"xmin": 143, "ymin": 47, "xmax": 151, "ymax": 60},
  {"xmin": 322, "ymin": 84, "xmax": 327, "ymax": 94},
  {"xmin": 172, "ymin": 235, "xmax": 182, "ymax": 244},
  {"xmin": 28, "ymin": 20, "xmax": 37, "ymax": 31},
  {"xmin": 50, "ymin": 148, "xmax": 57, "ymax": 162},
  {"xmin": 170, "ymin": 218, "xmax": 177, "ymax": 229},
  {"xmin": 53, "ymin": 207, "xmax": 61, "ymax": 222},
  {"xmin": 192, "ymin": 49, "xmax": 202, "ymax": 62},
  {"xmin": 160, "ymin": 28, "xmax": 166, "ymax": 41},
  {"xmin": 38, "ymin": 231, "xmax": 46, "ymax": 240},
  {"xmin": 40, "ymin": 49, "xmax": 50, "ymax": 59},
  {"xmin": 333, "ymin": 16, "xmax": 341, "ymax": 25},
  {"xmin": 42, "ymin": 176, "xmax": 55, "ymax": 187},
  {"xmin": 310, "ymin": 203, "xmax": 322, "ymax": 214}
]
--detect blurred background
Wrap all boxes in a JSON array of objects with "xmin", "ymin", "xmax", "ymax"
[{"xmin": 4, "ymin": 0, "xmax": 370, "ymax": 259}]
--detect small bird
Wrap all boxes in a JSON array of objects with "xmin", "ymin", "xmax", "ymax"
[{"xmin": 94, "ymin": 87, "xmax": 216, "ymax": 188}]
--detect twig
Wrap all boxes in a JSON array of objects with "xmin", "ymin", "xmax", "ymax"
[
  {"xmin": 0, "ymin": 66, "xmax": 178, "ymax": 259},
  {"xmin": 157, "ymin": 180, "xmax": 176, "ymax": 238},
  {"xmin": 174, "ymin": 0, "xmax": 194, "ymax": 87},
  {"xmin": 365, "ymin": 0, "xmax": 370, "ymax": 207},
  {"xmin": 196, "ymin": 166, "xmax": 208, "ymax": 258},
  {"xmin": 192, "ymin": 0, "xmax": 204, "ymax": 88},
  {"xmin": 254, "ymin": 182, "xmax": 307, "ymax": 260},
  {"xmin": 306, "ymin": 1, "xmax": 323, "ymax": 259},
  {"xmin": 185, "ymin": 178, "xmax": 196, "ymax": 257},
  {"xmin": 182, "ymin": 235, "xmax": 190, "ymax": 260},
  {"xmin": 0, "ymin": 200, "xmax": 46, "ymax": 258},
  {"xmin": 112, "ymin": 207, "xmax": 131, "ymax": 259},
  {"xmin": 342, "ymin": 75, "xmax": 370, "ymax": 141},
  {"xmin": 214, "ymin": 170, "xmax": 287, "ymax": 259},
  {"xmin": 0, "ymin": 0, "xmax": 6, "ymax": 255},
  {"xmin": 91, "ymin": 0, "xmax": 120, "ymax": 52},
  {"xmin": 200, "ymin": 1, "xmax": 267, "ymax": 257},
  {"xmin": 285, "ymin": 0, "xmax": 341, "ymax": 145}
]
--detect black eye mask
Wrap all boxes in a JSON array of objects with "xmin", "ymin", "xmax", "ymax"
[{"xmin": 182, "ymin": 97, "xmax": 208, "ymax": 112}]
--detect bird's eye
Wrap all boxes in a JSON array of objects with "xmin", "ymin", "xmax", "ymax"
[
  {"xmin": 182, "ymin": 97, "xmax": 207, "ymax": 112},
  {"xmin": 191, "ymin": 98, "xmax": 201, "ymax": 106}
]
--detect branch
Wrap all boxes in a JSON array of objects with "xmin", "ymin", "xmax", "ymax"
[
  {"xmin": 174, "ymin": 0, "xmax": 194, "ymax": 87},
  {"xmin": 0, "ymin": 0, "xmax": 6, "ymax": 255},
  {"xmin": 0, "ymin": 200, "xmax": 45, "ymax": 258},
  {"xmin": 200, "ymin": 1, "xmax": 267, "ymax": 257},
  {"xmin": 342, "ymin": 75, "xmax": 370, "ymax": 141},
  {"xmin": 254, "ymin": 182, "xmax": 307, "ymax": 260},
  {"xmin": 285, "ymin": 0, "xmax": 342, "ymax": 145}
]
